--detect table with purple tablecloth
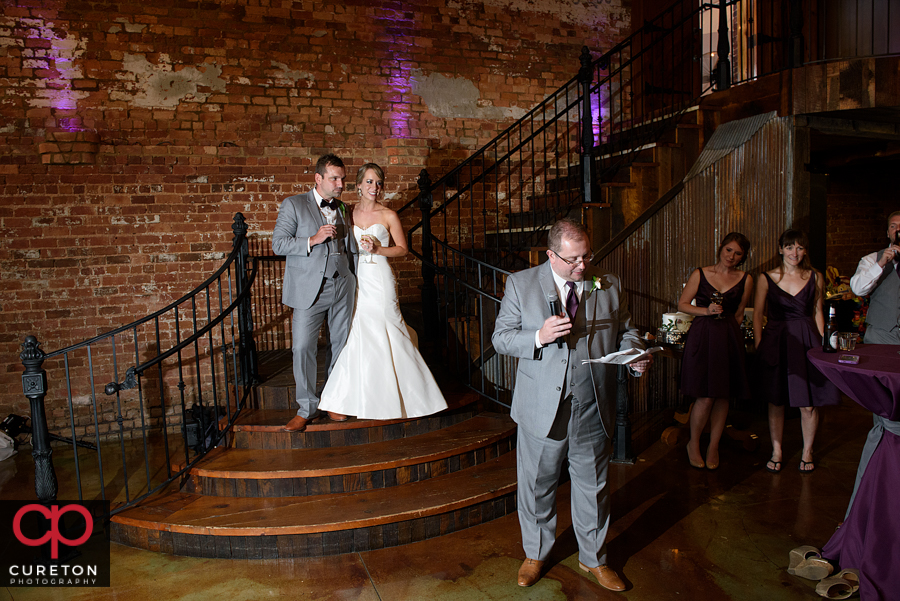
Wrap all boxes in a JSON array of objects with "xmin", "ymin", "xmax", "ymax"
[{"xmin": 807, "ymin": 345, "xmax": 900, "ymax": 601}]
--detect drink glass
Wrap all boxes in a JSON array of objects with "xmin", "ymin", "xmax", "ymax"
[
  {"xmin": 839, "ymin": 332, "xmax": 859, "ymax": 351},
  {"xmin": 709, "ymin": 291, "xmax": 725, "ymax": 320}
]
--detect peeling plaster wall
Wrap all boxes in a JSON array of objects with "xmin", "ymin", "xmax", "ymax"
[{"xmin": 0, "ymin": 0, "xmax": 631, "ymax": 427}]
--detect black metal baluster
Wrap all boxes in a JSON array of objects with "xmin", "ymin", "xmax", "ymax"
[{"xmin": 20, "ymin": 336, "xmax": 58, "ymax": 503}]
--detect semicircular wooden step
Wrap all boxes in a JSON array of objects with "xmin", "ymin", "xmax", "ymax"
[
  {"xmin": 185, "ymin": 413, "xmax": 515, "ymax": 497},
  {"xmin": 111, "ymin": 452, "xmax": 517, "ymax": 558},
  {"xmin": 231, "ymin": 390, "xmax": 482, "ymax": 450}
]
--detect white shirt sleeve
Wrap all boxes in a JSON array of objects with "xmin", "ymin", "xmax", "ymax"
[{"xmin": 850, "ymin": 251, "xmax": 884, "ymax": 296}]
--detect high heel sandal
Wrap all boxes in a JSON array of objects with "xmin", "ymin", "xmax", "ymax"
[
  {"xmin": 686, "ymin": 447, "xmax": 705, "ymax": 470},
  {"xmin": 787, "ymin": 546, "xmax": 834, "ymax": 580},
  {"xmin": 815, "ymin": 569, "xmax": 860, "ymax": 599}
]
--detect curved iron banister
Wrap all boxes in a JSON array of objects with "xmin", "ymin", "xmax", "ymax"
[{"xmin": 20, "ymin": 213, "xmax": 259, "ymax": 515}]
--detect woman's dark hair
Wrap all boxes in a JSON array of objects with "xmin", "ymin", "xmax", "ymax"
[
  {"xmin": 776, "ymin": 228, "xmax": 812, "ymax": 274},
  {"xmin": 716, "ymin": 232, "xmax": 751, "ymax": 267}
]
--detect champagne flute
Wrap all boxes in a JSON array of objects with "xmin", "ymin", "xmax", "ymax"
[{"xmin": 361, "ymin": 234, "xmax": 376, "ymax": 264}]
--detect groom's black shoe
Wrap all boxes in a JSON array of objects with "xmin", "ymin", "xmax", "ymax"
[
  {"xmin": 283, "ymin": 415, "xmax": 309, "ymax": 432},
  {"xmin": 326, "ymin": 412, "xmax": 349, "ymax": 422}
]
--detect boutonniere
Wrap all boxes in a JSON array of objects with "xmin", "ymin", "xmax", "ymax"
[
  {"xmin": 338, "ymin": 202, "xmax": 346, "ymax": 218},
  {"xmin": 589, "ymin": 275, "xmax": 603, "ymax": 292}
]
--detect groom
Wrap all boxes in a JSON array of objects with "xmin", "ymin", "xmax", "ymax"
[
  {"xmin": 492, "ymin": 218, "xmax": 650, "ymax": 591},
  {"xmin": 273, "ymin": 153, "xmax": 358, "ymax": 432}
]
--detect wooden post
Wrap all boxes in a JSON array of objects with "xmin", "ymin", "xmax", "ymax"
[{"xmin": 789, "ymin": 0, "xmax": 804, "ymax": 68}]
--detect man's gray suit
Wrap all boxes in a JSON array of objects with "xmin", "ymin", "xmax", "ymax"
[
  {"xmin": 272, "ymin": 190, "xmax": 357, "ymax": 418},
  {"xmin": 492, "ymin": 260, "xmax": 643, "ymax": 567}
]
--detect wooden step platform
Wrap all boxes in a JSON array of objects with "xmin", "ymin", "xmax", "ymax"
[
  {"xmin": 111, "ymin": 350, "xmax": 519, "ymax": 558},
  {"xmin": 185, "ymin": 414, "xmax": 515, "ymax": 497},
  {"xmin": 111, "ymin": 452, "xmax": 516, "ymax": 559}
]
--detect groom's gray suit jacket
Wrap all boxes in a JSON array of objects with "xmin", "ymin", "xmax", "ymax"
[
  {"xmin": 492, "ymin": 260, "xmax": 643, "ymax": 439},
  {"xmin": 272, "ymin": 190, "xmax": 358, "ymax": 310}
]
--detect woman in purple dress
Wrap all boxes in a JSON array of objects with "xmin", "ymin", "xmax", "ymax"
[
  {"xmin": 678, "ymin": 233, "xmax": 753, "ymax": 470},
  {"xmin": 753, "ymin": 229, "xmax": 839, "ymax": 473}
]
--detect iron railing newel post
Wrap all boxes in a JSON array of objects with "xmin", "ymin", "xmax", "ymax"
[
  {"xmin": 715, "ymin": 0, "xmax": 731, "ymax": 90},
  {"xmin": 418, "ymin": 170, "xmax": 439, "ymax": 345},
  {"xmin": 789, "ymin": 0, "xmax": 804, "ymax": 68},
  {"xmin": 20, "ymin": 335, "xmax": 59, "ymax": 502},
  {"xmin": 612, "ymin": 364, "xmax": 636, "ymax": 464},
  {"xmin": 578, "ymin": 46, "xmax": 595, "ymax": 206},
  {"xmin": 232, "ymin": 212, "xmax": 257, "ymax": 386}
]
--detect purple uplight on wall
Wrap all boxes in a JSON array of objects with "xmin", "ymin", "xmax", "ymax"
[
  {"xmin": 386, "ymin": 60, "xmax": 414, "ymax": 139},
  {"xmin": 20, "ymin": 16, "xmax": 89, "ymax": 117}
]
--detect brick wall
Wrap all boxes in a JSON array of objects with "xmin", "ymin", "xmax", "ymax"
[
  {"xmin": 0, "ymin": 0, "xmax": 630, "ymax": 431},
  {"xmin": 826, "ymin": 164, "xmax": 898, "ymax": 277}
]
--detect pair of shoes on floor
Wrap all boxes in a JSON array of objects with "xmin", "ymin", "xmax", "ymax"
[
  {"xmin": 766, "ymin": 457, "xmax": 783, "ymax": 474},
  {"xmin": 815, "ymin": 568, "xmax": 860, "ymax": 599},
  {"xmin": 799, "ymin": 459, "xmax": 816, "ymax": 473},
  {"xmin": 787, "ymin": 545, "xmax": 834, "ymax": 580}
]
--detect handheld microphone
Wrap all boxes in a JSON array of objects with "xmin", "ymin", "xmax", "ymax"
[{"xmin": 547, "ymin": 291, "xmax": 563, "ymax": 348}]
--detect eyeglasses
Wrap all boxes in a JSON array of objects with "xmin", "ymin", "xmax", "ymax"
[{"xmin": 550, "ymin": 249, "xmax": 594, "ymax": 266}]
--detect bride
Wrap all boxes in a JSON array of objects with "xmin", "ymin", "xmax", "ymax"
[{"xmin": 318, "ymin": 163, "xmax": 448, "ymax": 420}]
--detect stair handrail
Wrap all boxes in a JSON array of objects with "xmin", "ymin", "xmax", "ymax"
[{"xmin": 20, "ymin": 213, "xmax": 259, "ymax": 515}]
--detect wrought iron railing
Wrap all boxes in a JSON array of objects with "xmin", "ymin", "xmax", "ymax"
[
  {"xmin": 19, "ymin": 214, "xmax": 258, "ymax": 514},
  {"xmin": 400, "ymin": 0, "xmax": 900, "ymax": 455}
]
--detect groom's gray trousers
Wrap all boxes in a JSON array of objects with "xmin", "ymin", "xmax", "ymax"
[{"xmin": 290, "ymin": 270, "xmax": 355, "ymax": 418}]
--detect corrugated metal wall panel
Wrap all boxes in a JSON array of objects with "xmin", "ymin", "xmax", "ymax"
[{"xmin": 600, "ymin": 115, "xmax": 798, "ymax": 413}]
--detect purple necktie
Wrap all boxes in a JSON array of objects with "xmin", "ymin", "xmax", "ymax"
[
  {"xmin": 565, "ymin": 281, "xmax": 579, "ymax": 319},
  {"xmin": 895, "ymin": 260, "xmax": 899, "ymax": 279}
]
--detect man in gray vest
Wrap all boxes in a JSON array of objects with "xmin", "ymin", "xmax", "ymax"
[
  {"xmin": 492, "ymin": 219, "xmax": 651, "ymax": 592},
  {"xmin": 273, "ymin": 154, "xmax": 357, "ymax": 432},
  {"xmin": 850, "ymin": 211, "xmax": 900, "ymax": 343}
]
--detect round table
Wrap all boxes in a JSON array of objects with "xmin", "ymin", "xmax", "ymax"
[{"xmin": 807, "ymin": 345, "xmax": 900, "ymax": 601}]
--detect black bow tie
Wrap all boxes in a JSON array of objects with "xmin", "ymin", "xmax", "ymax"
[{"xmin": 319, "ymin": 199, "xmax": 339, "ymax": 211}]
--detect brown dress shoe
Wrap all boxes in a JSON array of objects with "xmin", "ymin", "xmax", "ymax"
[
  {"xmin": 283, "ymin": 415, "xmax": 309, "ymax": 432},
  {"xmin": 579, "ymin": 562, "xmax": 625, "ymax": 591},
  {"xmin": 517, "ymin": 558, "xmax": 544, "ymax": 587},
  {"xmin": 326, "ymin": 411, "xmax": 349, "ymax": 422}
]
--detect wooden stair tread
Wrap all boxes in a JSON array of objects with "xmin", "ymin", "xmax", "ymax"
[
  {"xmin": 112, "ymin": 452, "xmax": 517, "ymax": 536},
  {"xmin": 234, "ymin": 390, "xmax": 479, "ymax": 431},
  {"xmin": 193, "ymin": 414, "xmax": 514, "ymax": 479}
]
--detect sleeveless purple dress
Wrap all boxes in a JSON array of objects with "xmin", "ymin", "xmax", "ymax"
[
  {"xmin": 680, "ymin": 269, "xmax": 750, "ymax": 399},
  {"xmin": 754, "ymin": 272, "xmax": 840, "ymax": 407}
]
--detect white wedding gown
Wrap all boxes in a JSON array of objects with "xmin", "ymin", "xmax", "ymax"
[{"xmin": 318, "ymin": 224, "xmax": 448, "ymax": 419}]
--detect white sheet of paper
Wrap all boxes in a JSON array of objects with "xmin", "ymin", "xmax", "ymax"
[{"xmin": 582, "ymin": 346, "xmax": 664, "ymax": 365}]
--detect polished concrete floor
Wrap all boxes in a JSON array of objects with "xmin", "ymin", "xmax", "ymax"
[{"xmin": 0, "ymin": 398, "xmax": 870, "ymax": 601}]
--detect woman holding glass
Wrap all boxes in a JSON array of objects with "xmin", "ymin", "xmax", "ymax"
[
  {"xmin": 678, "ymin": 233, "xmax": 753, "ymax": 470},
  {"xmin": 318, "ymin": 163, "xmax": 448, "ymax": 420},
  {"xmin": 753, "ymin": 229, "xmax": 839, "ymax": 473}
]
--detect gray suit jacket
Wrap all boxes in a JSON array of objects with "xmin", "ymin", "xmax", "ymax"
[
  {"xmin": 491, "ymin": 261, "xmax": 643, "ymax": 439},
  {"xmin": 272, "ymin": 190, "xmax": 358, "ymax": 310}
]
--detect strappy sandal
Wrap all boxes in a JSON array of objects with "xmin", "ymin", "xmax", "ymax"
[
  {"xmin": 815, "ymin": 568, "xmax": 860, "ymax": 599},
  {"xmin": 766, "ymin": 458, "xmax": 782, "ymax": 474},
  {"xmin": 787, "ymin": 546, "xmax": 834, "ymax": 580}
]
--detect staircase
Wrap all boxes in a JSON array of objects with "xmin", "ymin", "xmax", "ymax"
[{"xmin": 110, "ymin": 351, "xmax": 518, "ymax": 558}]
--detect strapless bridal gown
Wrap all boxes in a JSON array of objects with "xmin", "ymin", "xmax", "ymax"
[{"xmin": 318, "ymin": 224, "xmax": 448, "ymax": 419}]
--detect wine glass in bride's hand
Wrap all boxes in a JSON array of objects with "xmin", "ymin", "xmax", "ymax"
[{"xmin": 360, "ymin": 234, "xmax": 376, "ymax": 263}]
